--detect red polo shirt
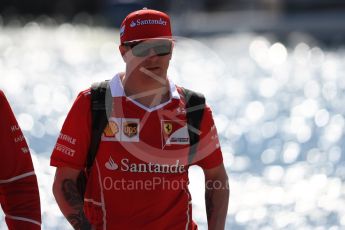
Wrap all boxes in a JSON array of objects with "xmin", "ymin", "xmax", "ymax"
[{"xmin": 51, "ymin": 75, "xmax": 223, "ymax": 230}]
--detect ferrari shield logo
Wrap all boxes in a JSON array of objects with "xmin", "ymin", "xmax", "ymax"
[
  {"xmin": 163, "ymin": 122, "xmax": 173, "ymax": 135},
  {"xmin": 161, "ymin": 120, "xmax": 189, "ymax": 148}
]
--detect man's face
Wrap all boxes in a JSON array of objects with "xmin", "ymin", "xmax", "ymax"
[{"xmin": 120, "ymin": 39, "xmax": 173, "ymax": 79}]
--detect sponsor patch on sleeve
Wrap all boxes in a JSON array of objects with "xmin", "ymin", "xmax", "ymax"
[{"xmin": 55, "ymin": 143, "xmax": 76, "ymax": 157}]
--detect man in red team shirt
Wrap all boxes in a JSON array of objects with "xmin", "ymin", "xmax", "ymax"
[
  {"xmin": 0, "ymin": 90, "xmax": 41, "ymax": 229},
  {"xmin": 51, "ymin": 8, "xmax": 229, "ymax": 230}
]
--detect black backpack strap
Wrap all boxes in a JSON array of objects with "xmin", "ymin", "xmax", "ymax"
[
  {"xmin": 86, "ymin": 80, "xmax": 111, "ymax": 171},
  {"xmin": 181, "ymin": 87, "xmax": 206, "ymax": 165}
]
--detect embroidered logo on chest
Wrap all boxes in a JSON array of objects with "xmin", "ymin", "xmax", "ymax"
[
  {"xmin": 103, "ymin": 121, "xmax": 119, "ymax": 137},
  {"xmin": 161, "ymin": 120, "xmax": 189, "ymax": 148},
  {"xmin": 123, "ymin": 122, "xmax": 138, "ymax": 137},
  {"xmin": 101, "ymin": 118, "xmax": 140, "ymax": 142}
]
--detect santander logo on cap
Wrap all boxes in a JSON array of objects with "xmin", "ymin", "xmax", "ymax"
[
  {"xmin": 130, "ymin": 18, "xmax": 168, "ymax": 28},
  {"xmin": 130, "ymin": 21, "xmax": 136, "ymax": 27},
  {"xmin": 120, "ymin": 8, "xmax": 172, "ymax": 44}
]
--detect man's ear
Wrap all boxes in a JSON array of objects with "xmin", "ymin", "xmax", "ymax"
[{"xmin": 119, "ymin": 45, "xmax": 128, "ymax": 63}]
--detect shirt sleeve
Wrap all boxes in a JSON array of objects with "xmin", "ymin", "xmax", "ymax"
[
  {"xmin": 0, "ymin": 90, "xmax": 41, "ymax": 229},
  {"xmin": 50, "ymin": 90, "xmax": 92, "ymax": 170},
  {"xmin": 193, "ymin": 105, "xmax": 223, "ymax": 170}
]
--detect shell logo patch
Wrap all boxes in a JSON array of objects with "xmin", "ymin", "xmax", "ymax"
[{"xmin": 103, "ymin": 121, "xmax": 119, "ymax": 138}]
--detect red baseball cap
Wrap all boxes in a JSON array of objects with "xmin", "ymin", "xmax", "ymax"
[{"xmin": 120, "ymin": 8, "xmax": 172, "ymax": 44}]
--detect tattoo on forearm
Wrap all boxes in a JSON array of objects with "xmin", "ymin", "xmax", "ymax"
[
  {"xmin": 62, "ymin": 179, "xmax": 91, "ymax": 230},
  {"xmin": 67, "ymin": 210, "xmax": 92, "ymax": 230},
  {"xmin": 62, "ymin": 179, "xmax": 83, "ymax": 207},
  {"xmin": 205, "ymin": 189, "xmax": 215, "ymax": 221}
]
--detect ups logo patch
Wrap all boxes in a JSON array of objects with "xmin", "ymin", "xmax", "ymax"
[{"xmin": 123, "ymin": 122, "xmax": 138, "ymax": 138}]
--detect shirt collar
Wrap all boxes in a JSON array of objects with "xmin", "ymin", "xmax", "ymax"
[{"xmin": 109, "ymin": 73, "xmax": 180, "ymax": 100}]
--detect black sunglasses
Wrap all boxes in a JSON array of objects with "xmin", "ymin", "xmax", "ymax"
[{"xmin": 126, "ymin": 40, "xmax": 172, "ymax": 57}]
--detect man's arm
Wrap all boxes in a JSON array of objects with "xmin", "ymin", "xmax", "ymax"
[
  {"xmin": 52, "ymin": 167, "xmax": 92, "ymax": 230},
  {"xmin": 203, "ymin": 163, "xmax": 229, "ymax": 230}
]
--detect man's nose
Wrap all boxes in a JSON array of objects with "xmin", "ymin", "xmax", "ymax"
[{"xmin": 147, "ymin": 48, "xmax": 159, "ymax": 59}]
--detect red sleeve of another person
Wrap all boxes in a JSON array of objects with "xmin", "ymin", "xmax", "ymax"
[
  {"xmin": 193, "ymin": 105, "xmax": 224, "ymax": 169},
  {"xmin": 0, "ymin": 91, "xmax": 41, "ymax": 229},
  {"xmin": 50, "ymin": 90, "xmax": 91, "ymax": 170}
]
